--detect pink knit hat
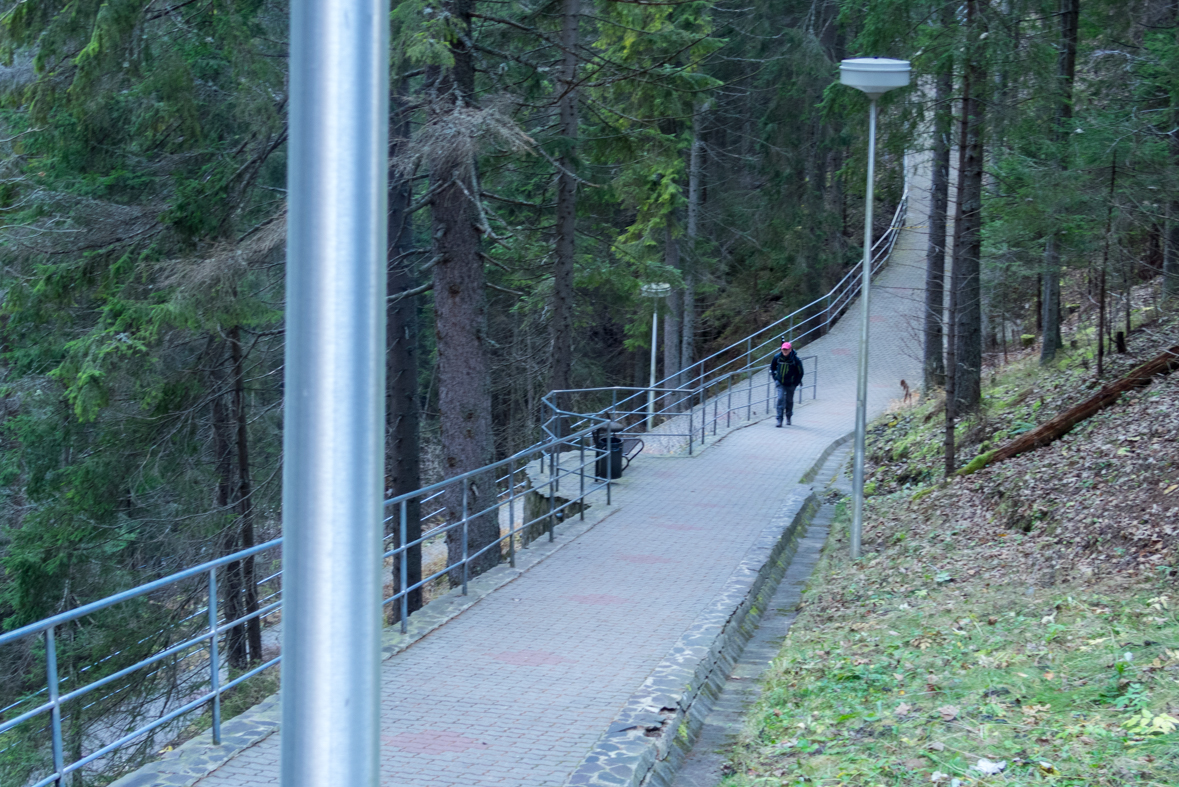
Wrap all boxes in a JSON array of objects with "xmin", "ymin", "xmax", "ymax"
[{"xmin": 781, "ymin": 341, "xmax": 792, "ymax": 351}]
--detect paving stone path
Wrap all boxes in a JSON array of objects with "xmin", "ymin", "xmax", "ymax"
[{"xmin": 171, "ymin": 152, "xmax": 934, "ymax": 787}]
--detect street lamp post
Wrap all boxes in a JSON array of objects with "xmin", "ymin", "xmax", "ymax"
[
  {"xmin": 282, "ymin": 0, "xmax": 388, "ymax": 785},
  {"xmin": 640, "ymin": 283, "xmax": 671, "ymax": 430},
  {"xmin": 839, "ymin": 57, "xmax": 910, "ymax": 560}
]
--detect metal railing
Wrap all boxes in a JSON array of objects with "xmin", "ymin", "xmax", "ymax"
[
  {"xmin": 0, "ymin": 188, "xmax": 908, "ymax": 787},
  {"xmin": 0, "ymin": 421, "xmax": 616, "ymax": 786},
  {"xmin": 541, "ymin": 189, "xmax": 908, "ymax": 445}
]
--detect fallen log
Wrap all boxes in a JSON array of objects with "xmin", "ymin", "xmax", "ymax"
[{"xmin": 962, "ymin": 344, "xmax": 1179, "ymax": 474}]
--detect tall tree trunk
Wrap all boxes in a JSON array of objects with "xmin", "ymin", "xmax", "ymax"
[
  {"xmin": 1041, "ymin": 237, "xmax": 1063, "ymax": 359},
  {"xmin": 213, "ymin": 381, "xmax": 246, "ymax": 669},
  {"xmin": 1040, "ymin": 0, "xmax": 1080, "ymax": 363},
  {"xmin": 428, "ymin": 0, "xmax": 499, "ymax": 580},
  {"xmin": 1166, "ymin": 7, "xmax": 1179, "ymax": 300},
  {"xmin": 549, "ymin": 0, "xmax": 580, "ymax": 399},
  {"xmin": 663, "ymin": 222, "xmax": 682, "ymax": 404},
  {"xmin": 229, "ymin": 326, "xmax": 262, "ymax": 664},
  {"xmin": 953, "ymin": 0, "xmax": 985, "ymax": 414},
  {"xmin": 682, "ymin": 104, "xmax": 705, "ymax": 387},
  {"xmin": 387, "ymin": 82, "xmax": 422, "ymax": 620},
  {"xmin": 1098, "ymin": 152, "xmax": 1116, "ymax": 378},
  {"xmin": 923, "ymin": 16, "xmax": 953, "ymax": 391}
]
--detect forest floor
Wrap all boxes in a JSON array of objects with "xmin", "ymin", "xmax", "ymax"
[{"xmin": 720, "ymin": 295, "xmax": 1179, "ymax": 786}]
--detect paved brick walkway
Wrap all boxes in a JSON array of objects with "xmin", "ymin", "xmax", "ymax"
[{"xmin": 191, "ymin": 153, "xmax": 932, "ymax": 787}]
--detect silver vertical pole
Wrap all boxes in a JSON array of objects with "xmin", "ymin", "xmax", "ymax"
[
  {"xmin": 647, "ymin": 309, "xmax": 657, "ymax": 430},
  {"xmin": 208, "ymin": 569, "xmax": 222, "ymax": 744},
  {"xmin": 281, "ymin": 0, "xmax": 388, "ymax": 781},
  {"xmin": 851, "ymin": 98, "xmax": 878, "ymax": 561},
  {"xmin": 46, "ymin": 627, "xmax": 64, "ymax": 786}
]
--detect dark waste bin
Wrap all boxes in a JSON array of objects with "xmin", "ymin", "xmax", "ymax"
[{"xmin": 595, "ymin": 434, "xmax": 624, "ymax": 479}]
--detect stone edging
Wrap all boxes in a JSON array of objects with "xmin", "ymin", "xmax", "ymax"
[
  {"xmin": 563, "ymin": 485, "xmax": 820, "ymax": 787},
  {"xmin": 108, "ymin": 500, "xmax": 624, "ymax": 787},
  {"xmin": 799, "ymin": 430, "xmax": 854, "ymax": 484}
]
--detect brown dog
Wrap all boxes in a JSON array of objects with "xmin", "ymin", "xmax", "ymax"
[{"xmin": 900, "ymin": 379, "xmax": 912, "ymax": 404}]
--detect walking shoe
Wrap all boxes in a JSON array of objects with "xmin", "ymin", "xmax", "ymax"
[
  {"xmin": 775, "ymin": 418, "xmax": 783, "ymax": 427},
  {"xmin": 786, "ymin": 416, "xmax": 792, "ymax": 425}
]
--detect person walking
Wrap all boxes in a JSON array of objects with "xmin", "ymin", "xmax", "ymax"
[{"xmin": 770, "ymin": 341, "xmax": 804, "ymax": 427}]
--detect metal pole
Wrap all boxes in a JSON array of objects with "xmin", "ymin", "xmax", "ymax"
[
  {"xmin": 281, "ymin": 0, "xmax": 388, "ymax": 780},
  {"xmin": 208, "ymin": 569, "xmax": 222, "ymax": 744},
  {"xmin": 399, "ymin": 501, "xmax": 409, "ymax": 633},
  {"xmin": 647, "ymin": 309, "xmax": 657, "ymax": 430},
  {"xmin": 851, "ymin": 98, "xmax": 878, "ymax": 561},
  {"xmin": 508, "ymin": 466, "xmax": 517, "ymax": 568},
  {"xmin": 46, "ymin": 627, "xmax": 64, "ymax": 786},
  {"xmin": 462, "ymin": 480, "xmax": 470, "ymax": 595}
]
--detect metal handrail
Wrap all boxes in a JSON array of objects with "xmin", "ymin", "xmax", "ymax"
[
  {"xmin": 0, "ymin": 185, "xmax": 909, "ymax": 787},
  {"xmin": 0, "ymin": 420, "xmax": 612, "ymax": 786},
  {"xmin": 541, "ymin": 190, "xmax": 907, "ymax": 441}
]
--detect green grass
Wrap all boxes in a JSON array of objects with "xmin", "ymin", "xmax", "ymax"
[
  {"xmin": 723, "ymin": 502, "xmax": 1179, "ymax": 786},
  {"xmin": 723, "ymin": 301, "xmax": 1179, "ymax": 785}
]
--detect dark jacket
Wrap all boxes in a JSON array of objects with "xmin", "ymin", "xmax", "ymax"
[{"xmin": 771, "ymin": 350, "xmax": 804, "ymax": 387}]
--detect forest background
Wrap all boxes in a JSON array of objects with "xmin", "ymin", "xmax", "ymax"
[{"xmin": 0, "ymin": 0, "xmax": 1178, "ymax": 782}]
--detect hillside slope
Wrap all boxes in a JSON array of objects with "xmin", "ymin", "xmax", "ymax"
[{"xmin": 722, "ymin": 308, "xmax": 1179, "ymax": 786}]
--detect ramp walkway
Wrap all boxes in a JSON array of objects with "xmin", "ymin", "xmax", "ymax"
[{"xmin": 112, "ymin": 152, "xmax": 933, "ymax": 787}]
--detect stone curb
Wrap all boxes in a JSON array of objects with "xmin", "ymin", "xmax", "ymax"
[
  {"xmin": 799, "ymin": 430, "xmax": 854, "ymax": 484},
  {"xmin": 562, "ymin": 485, "xmax": 820, "ymax": 787},
  {"xmin": 108, "ymin": 498, "xmax": 625, "ymax": 787}
]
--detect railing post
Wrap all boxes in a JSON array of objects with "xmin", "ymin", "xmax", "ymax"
[
  {"xmin": 208, "ymin": 569, "xmax": 222, "ymax": 744},
  {"xmin": 461, "ymin": 480, "xmax": 469, "ymax": 596},
  {"xmin": 46, "ymin": 626, "xmax": 65, "ymax": 787},
  {"xmin": 399, "ymin": 501, "xmax": 409, "ymax": 633},
  {"xmin": 554, "ymin": 408, "xmax": 562, "ymax": 493},
  {"xmin": 508, "ymin": 465, "xmax": 517, "ymax": 568},
  {"xmin": 578, "ymin": 436, "xmax": 586, "ymax": 519},
  {"xmin": 548, "ymin": 452, "xmax": 556, "ymax": 541},
  {"xmin": 746, "ymin": 367, "xmax": 753, "ymax": 421}
]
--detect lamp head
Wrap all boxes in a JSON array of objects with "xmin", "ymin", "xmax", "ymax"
[{"xmin": 840, "ymin": 57, "xmax": 910, "ymax": 99}]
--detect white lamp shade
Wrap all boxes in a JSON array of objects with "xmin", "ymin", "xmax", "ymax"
[
  {"xmin": 840, "ymin": 57, "xmax": 910, "ymax": 98},
  {"xmin": 640, "ymin": 283, "xmax": 671, "ymax": 297}
]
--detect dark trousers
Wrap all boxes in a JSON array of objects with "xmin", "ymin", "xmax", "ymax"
[{"xmin": 776, "ymin": 383, "xmax": 797, "ymax": 420}]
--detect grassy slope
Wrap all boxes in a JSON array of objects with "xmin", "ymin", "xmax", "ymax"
[{"xmin": 723, "ymin": 306, "xmax": 1179, "ymax": 786}]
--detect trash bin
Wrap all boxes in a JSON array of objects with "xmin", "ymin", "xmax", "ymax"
[{"xmin": 595, "ymin": 433, "xmax": 624, "ymax": 479}]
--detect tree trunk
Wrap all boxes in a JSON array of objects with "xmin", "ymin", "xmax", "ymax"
[
  {"xmin": 663, "ymin": 222, "xmax": 682, "ymax": 402},
  {"xmin": 1098, "ymin": 152, "xmax": 1115, "ymax": 379},
  {"xmin": 682, "ymin": 104, "xmax": 705, "ymax": 387},
  {"xmin": 549, "ymin": 0, "xmax": 580, "ymax": 399},
  {"xmin": 923, "ymin": 20, "xmax": 953, "ymax": 391},
  {"xmin": 978, "ymin": 344, "xmax": 1179, "ymax": 470},
  {"xmin": 229, "ymin": 326, "xmax": 262, "ymax": 664},
  {"xmin": 1041, "ymin": 236, "xmax": 1063, "ymax": 360},
  {"xmin": 213, "ymin": 382, "xmax": 246, "ymax": 669},
  {"xmin": 427, "ymin": 1, "xmax": 499, "ymax": 581},
  {"xmin": 387, "ymin": 83, "xmax": 422, "ymax": 620},
  {"xmin": 1165, "ymin": 195, "xmax": 1179, "ymax": 300},
  {"xmin": 952, "ymin": 0, "xmax": 984, "ymax": 414},
  {"xmin": 1040, "ymin": 0, "xmax": 1080, "ymax": 363}
]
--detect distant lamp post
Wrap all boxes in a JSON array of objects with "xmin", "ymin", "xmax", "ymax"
[
  {"xmin": 640, "ymin": 282, "xmax": 671, "ymax": 430},
  {"xmin": 839, "ymin": 57, "xmax": 910, "ymax": 560}
]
